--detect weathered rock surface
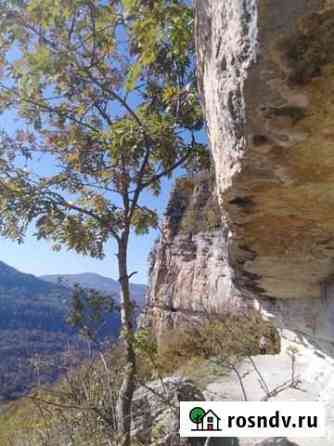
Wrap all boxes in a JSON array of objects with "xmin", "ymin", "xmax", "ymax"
[
  {"xmin": 193, "ymin": 0, "xmax": 334, "ymax": 444},
  {"xmin": 142, "ymin": 174, "xmax": 243, "ymax": 335},
  {"xmin": 195, "ymin": 0, "xmax": 334, "ymax": 303},
  {"xmin": 132, "ymin": 377, "xmax": 206, "ymax": 446},
  {"xmin": 142, "ymin": 1, "xmax": 334, "ymax": 445}
]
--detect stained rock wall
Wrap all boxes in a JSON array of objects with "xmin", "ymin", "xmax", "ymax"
[
  {"xmin": 142, "ymin": 2, "xmax": 334, "ymax": 442},
  {"xmin": 193, "ymin": 0, "xmax": 334, "ymax": 346},
  {"xmin": 142, "ymin": 173, "xmax": 244, "ymax": 336},
  {"xmin": 195, "ymin": 0, "xmax": 334, "ymax": 303},
  {"xmin": 193, "ymin": 0, "xmax": 334, "ymax": 444},
  {"xmin": 144, "ymin": 0, "xmax": 334, "ymax": 348}
]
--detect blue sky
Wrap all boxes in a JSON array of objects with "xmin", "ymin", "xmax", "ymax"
[
  {"xmin": 0, "ymin": 187, "xmax": 170, "ymax": 284},
  {"xmin": 0, "ymin": 107, "xmax": 177, "ymax": 284},
  {"xmin": 0, "ymin": 14, "xmax": 205, "ymax": 284},
  {"xmin": 0, "ymin": 97, "xmax": 205, "ymax": 286}
]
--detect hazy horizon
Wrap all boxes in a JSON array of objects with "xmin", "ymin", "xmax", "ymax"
[
  {"xmin": 0, "ymin": 216, "xmax": 162, "ymax": 284},
  {"xmin": 0, "ymin": 176, "xmax": 174, "ymax": 284}
]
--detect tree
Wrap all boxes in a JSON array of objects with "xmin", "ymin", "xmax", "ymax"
[
  {"xmin": 0, "ymin": 1, "xmax": 205, "ymax": 444},
  {"xmin": 66, "ymin": 284, "xmax": 116, "ymax": 344},
  {"xmin": 189, "ymin": 406, "xmax": 205, "ymax": 427}
]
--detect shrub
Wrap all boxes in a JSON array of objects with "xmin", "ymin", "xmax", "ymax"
[
  {"xmin": 0, "ymin": 344, "xmax": 126, "ymax": 446},
  {"xmin": 145, "ymin": 311, "xmax": 280, "ymax": 376}
]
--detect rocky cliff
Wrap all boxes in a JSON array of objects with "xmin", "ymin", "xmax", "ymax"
[
  {"xmin": 193, "ymin": 0, "xmax": 334, "ymax": 444},
  {"xmin": 144, "ymin": 0, "xmax": 334, "ymax": 346},
  {"xmin": 194, "ymin": 0, "xmax": 334, "ymax": 350},
  {"xmin": 144, "ymin": 1, "xmax": 334, "ymax": 444},
  {"xmin": 142, "ymin": 173, "xmax": 245, "ymax": 336}
]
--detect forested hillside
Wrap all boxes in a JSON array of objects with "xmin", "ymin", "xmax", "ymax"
[{"xmin": 0, "ymin": 262, "xmax": 145, "ymax": 400}]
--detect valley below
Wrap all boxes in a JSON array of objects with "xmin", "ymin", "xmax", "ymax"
[{"xmin": 0, "ymin": 261, "xmax": 146, "ymax": 401}]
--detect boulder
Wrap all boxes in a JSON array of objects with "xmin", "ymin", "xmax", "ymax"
[{"xmin": 132, "ymin": 376, "xmax": 205, "ymax": 446}]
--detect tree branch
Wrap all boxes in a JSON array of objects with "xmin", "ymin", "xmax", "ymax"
[{"xmin": 139, "ymin": 150, "xmax": 192, "ymax": 192}]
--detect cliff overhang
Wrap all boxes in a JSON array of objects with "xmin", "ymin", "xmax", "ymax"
[{"xmin": 195, "ymin": 0, "xmax": 334, "ymax": 302}]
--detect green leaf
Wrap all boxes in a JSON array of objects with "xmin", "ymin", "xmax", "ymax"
[
  {"xmin": 122, "ymin": 0, "xmax": 137, "ymax": 11},
  {"xmin": 125, "ymin": 62, "xmax": 142, "ymax": 91}
]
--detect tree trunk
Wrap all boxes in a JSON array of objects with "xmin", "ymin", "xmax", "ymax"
[{"xmin": 116, "ymin": 233, "xmax": 136, "ymax": 446}]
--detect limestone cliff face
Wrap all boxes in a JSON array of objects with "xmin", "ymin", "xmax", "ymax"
[
  {"xmin": 145, "ymin": 1, "xmax": 334, "ymax": 347},
  {"xmin": 193, "ymin": 1, "xmax": 334, "ymax": 444},
  {"xmin": 144, "ymin": 3, "xmax": 334, "ymax": 443},
  {"xmin": 194, "ymin": 0, "xmax": 334, "ymax": 305},
  {"xmin": 142, "ymin": 174, "xmax": 243, "ymax": 336},
  {"xmin": 143, "ymin": 0, "xmax": 334, "ymax": 356}
]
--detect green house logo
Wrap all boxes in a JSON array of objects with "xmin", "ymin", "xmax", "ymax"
[{"xmin": 189, "ymin": 406, "xmax": 222, "ymax": 432}]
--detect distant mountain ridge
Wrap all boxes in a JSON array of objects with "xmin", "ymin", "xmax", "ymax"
[
  {"xmin": 0, "ymin": 260, "xmax": 68, "ymax": 298},
  {"xmin": 41, "ymin": 272, "xmax": 147, "ymax": 307}
]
